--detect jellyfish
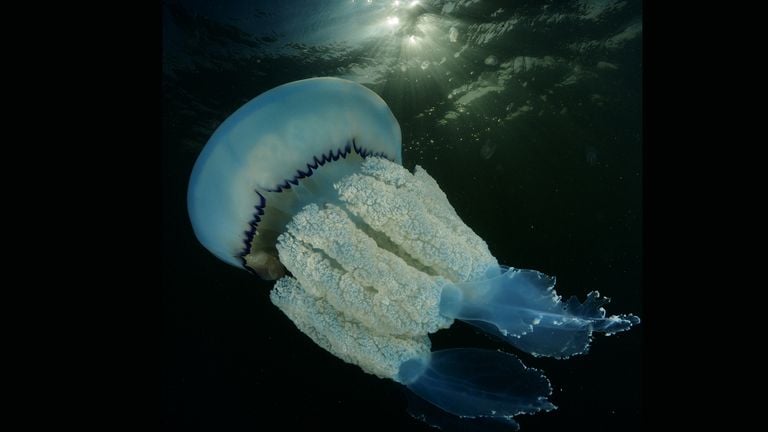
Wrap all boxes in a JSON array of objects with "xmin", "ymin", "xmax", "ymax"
[{"xmin": 187, "ymin": 77, "xmax": 639, "ymax": 429}]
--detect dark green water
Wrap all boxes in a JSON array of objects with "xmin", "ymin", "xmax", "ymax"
[{"xmin": 163, "ymin": 1, "xmax": 642, "ymax": 430}]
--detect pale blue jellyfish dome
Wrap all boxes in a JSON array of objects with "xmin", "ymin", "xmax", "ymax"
[
  {"xmin": 187, "ymin": 77, "xmax": 639, "ymax": 430},
  {"xmin": 188, "ymin": 77, "xmax": 402, "ymax": 278}
]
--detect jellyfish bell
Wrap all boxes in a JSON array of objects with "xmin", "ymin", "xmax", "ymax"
[
  {"xmin": 187, "ymin": 77, "xmax": 402, "ymax": 279},
  {"xmin": 187, "ymin": 77, "xmax": 640, "ymax": 428}
]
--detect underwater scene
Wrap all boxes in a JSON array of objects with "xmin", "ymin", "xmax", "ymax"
[{"xmin": 163, "ymin": 0, "xmax": 642, "ymax": 430}]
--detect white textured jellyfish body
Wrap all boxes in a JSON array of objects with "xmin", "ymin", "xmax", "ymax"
[
  {"xmin": 271, "ymin": 157, "xmax": 496, "ymax": 378},
  {"xmin": 188, "ymin": 77, "xmax": 639, "ymax": 429}
]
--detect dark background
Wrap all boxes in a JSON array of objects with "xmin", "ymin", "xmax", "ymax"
[{"xmin": 163, "ymin": 0, "xmax": 643, "ymax": 430}]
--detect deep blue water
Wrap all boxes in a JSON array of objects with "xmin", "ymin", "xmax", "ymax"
[{"xmin": 163, "ymin": 1, "xmax": 642, "ymax": 430}]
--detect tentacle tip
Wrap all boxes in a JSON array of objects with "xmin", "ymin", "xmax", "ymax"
[{"xmin": 601, "ymin": 314, "xmax": 641, "ymax": 336}]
